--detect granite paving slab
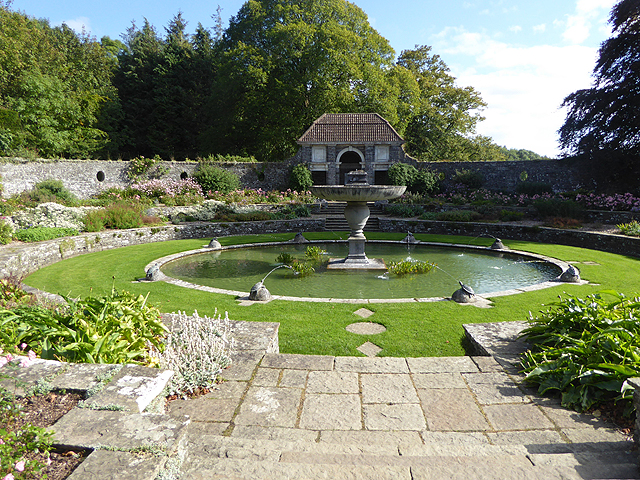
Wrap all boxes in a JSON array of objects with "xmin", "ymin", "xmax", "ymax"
[
  {"xmin": 65, "ymin": 450, "xmax": 166, "ymax": 480},
  {"xmin": 361, "ymin": 374, "xmax": 419, "ymax": 404},
  {"xmin": 252, "ymin": 368, "xmax": 281, "ymax": 387},
  {"xmin": 234, "ymin": 386, "xmax": 302, "ymax": 428},
  {"xmin": 482, "ymin": 403, "xmax": 555, "ymax": 431},
  {"xmin": 319, "ymin": 430, "xmax": 423, "ymax": 447},
  {"xmin": 278, "ymin": 369, "xmax": 308, "ymax": 388},
  {"xmin": 299, "ymin": 393, "xmax": 362, "ymax": 430},
  {"xmin": 357, "ymin": 341, "xmax": 383, "ymax": 357},
  {"xmin": 335, "ymin": 356, "xmax": 409, "ymax": 373},
  {"xmin": 50, "ymin": 363, "xmax": 121, "ymax": 392},
  {"xmin": 87, "ymin": 364, "xmax": 173, "ymax": 413},
  {"xmin": 417, "ymin": 388, "xmax": 490, "ymax": 432},
  {"xmin": 407, "ymin": 356, "xmax": 479, "ymax": 374},
  {"xmin": 51, "ymin": 409, "xmax": 189, "ymax": 451},
  {"xmin": 306, "ymin": 370, "xmax": 359, "ymax": 394},
  {"xmin": 260, "ymin": 353, "xmax": 334, "ymax": 370},
  {"xmin": 363, "ymin": 403, "xmax": 427, "ymax": 431},
  {"xmin": 412, "ymin": 372, "xmax": 466, "ymax": 389},
  {"xmin": 0, "ymin": 358, "xmax": 64, "ymax": 396}
]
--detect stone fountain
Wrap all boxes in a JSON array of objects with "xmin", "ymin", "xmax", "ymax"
[{"xmin": 310, "ymin": 170, "xmax": 406, "ymax": 270}]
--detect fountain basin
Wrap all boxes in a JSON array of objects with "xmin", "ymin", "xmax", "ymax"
[
  {"xmin": 311, "ymin": 184, "xmax": 406, "ymax": 269},
  {"xmin": 311, "ymin": 185, "xmax": 406, "ymax": 202}
]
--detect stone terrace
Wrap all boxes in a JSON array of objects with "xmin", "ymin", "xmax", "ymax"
[{"xmin": 5, "ymin": 320, "xmax": 637, "ymax": 480}]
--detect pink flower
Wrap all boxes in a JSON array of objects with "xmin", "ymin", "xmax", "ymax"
[
  {"xmin": 15, "ymin": 460, "xmax": 25, "ymax": 472},
  {"xmin": 3, "ymin": 473, "xmax": 15, "ymax": 480},
  {"xmin": 19, "ymin": 343, "xmax": 27, "ymax": 351}
]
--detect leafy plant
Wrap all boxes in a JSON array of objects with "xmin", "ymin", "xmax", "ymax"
[
  {"xmin": 387, "ymin": 164, "xmax": 439, "ymax": 195},
  {"xmin": 451, "ymin": 169, "xmax": 484, "ymax": 189},
  {"xmin": 193, "ymin": 164, "xmax": 240, "ymax": 194},
  {"xmin": 0, "ymin": 277, "xmax": 34, "ymax": 308},
  {"xmin": 388, "ymin": 259, "xmax": 436, "ymax": 276},
  {"xmin": 436, "ymin": 210, "xmax": 482, "ymax": 222},
  {"xmin": 83, "ymin": 202, "xmax": 157, "ymax": 231},
  {"xmin": 533, "ymin": 198, "xmax": 585, "ymax": 220},
  {"xmin": 515, "ymin": 181, "xmax": 554, "ymax": 196},
  {"xmin": 290, "ymin": 164, "xmax": 313, "ymax": 192},
  {"xmin": 499, "ymin": 210, "xmax": 525, "ymax": 222},
  {"xmin": 127, "ymin": 155, "xmax": 169, "ymax": 181},
  {"xmin": 0, "ymin": 288, "xmax": 168, "ymax": 365},
  {"xmin": 520, "ymin": 291, "xmax": 640, "ymax": 413},
  {"xmin": 305, "ymin": 246, "xmax": 327, "ymax": 261},
  {"xmin": 276, "ymin": 252, "xmax": 295, "ymax": 265},
  {"xmin": 150, "ymin": 311, "xmax": 233, "ymax": 398},
  {"xmin": 290, "ymin": 260, "xmax": 315, "ymax": 277},
  {"xmin": 0, "ymin": 379, "xmax": 55, "ymax": 479},
  {"xmin": 0, "ymin": 218, "xmax": 12, "ymax": 245},
  {"xmin": 617, "ymin": 220, "xmax": 640, "ymax": 237},
  {"xmin": 13, "ymin": 226, "xmax": 78, "ymax": 242},
  {"xmin": 384, "ymin": 204, "xmax": 425, "ymax": 217}
]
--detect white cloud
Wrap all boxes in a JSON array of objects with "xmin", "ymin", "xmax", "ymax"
[
  {"xmin": 509, "ymin": 25, "xmax": 522, "ymax": 33},
  {"xmin": 533, "ymin": 24, "xmax": 546, "ymax": 33},
  {"xmin": 60, "ymin": 17, "xmax": 92, "ymax": 34},
  {"xmin": 562, "ymin": 0, "xmax": 615, "ymax": 44},
  {"xmin": 433, "ymin": 27, "xmax": 599, "ymax": 156}
]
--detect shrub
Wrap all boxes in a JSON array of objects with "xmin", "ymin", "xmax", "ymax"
[
  {"xmin": 451, "ymin": 169, "xmax": 484, "ymax": 189},
  {"xmin": 83, "ymin": 202, "xmax": 148, "ymax": 231},
  {"xmin": 515, "ymin": 182, "xmax": 554, "ymax": 196},
  {"xmin": 276, "ymin": 252, "xmax": 295, "ymax": 265},
  {"xmin": 16, "ymin": 179, "xmax": 77, "ymax": 206},
  {"xmin": 412, "ymin": 169, "xmax": 440, "ymax": 195},
  {"xmin": 0, "ymin": 218, "xmax": 12, "ymax": 245},
  {"xmin": 384, "ymin": 204, "xmax": 425, "ymax": 218},
  {"xmin": 200, "ymin": 153, "xmax": 257, "ymax": 163},
  {"xmin": 499, "ymin": 210, "xmax": 525, "ymax": 222},
  {"xmin": 388, "ymin": 163, "xmax": 417, "ymax": 187},
  {"xmin": 520, "ymin": 292, "xmax": 640, "ymax": 413},
  {"xmin": 13, "ymin": 227, "xmax": 78, "ymax": 242},
  {"xmin": 618, "ymin": 220, "xmax": 640, "ymax": 237},
  {"xmin": 193, "ymin": 164, "xmax": 240, "ymax": 194},
  {"xmin": 533, "ymin": 198, "xmax": 585, "ymax": 220},
  {"xmin": 436, "ymin": 210, "xmax": 482, "ymax": 222},
  {"xmin": 127, "ymin": 155, "xmax": 169, "ymax": 180},
  {"xmin": 150, "ymin": 311, "xmax": 233, "ymax": 398},
  {"xmin": 290, "ymin": 164, "xmax": 313, "ymax": 192}
]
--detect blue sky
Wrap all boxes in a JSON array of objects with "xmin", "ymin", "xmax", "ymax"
[{"xmin": 10, "ymin": 0, "xmax": 617, "ymax": 157}]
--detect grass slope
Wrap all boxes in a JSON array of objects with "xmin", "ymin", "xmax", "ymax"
[{"xmin": 24, "ymin": 232, "xmax": 640, "ymax": 358}]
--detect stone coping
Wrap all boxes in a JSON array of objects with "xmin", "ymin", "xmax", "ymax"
[{"xmin": 146, "ymin": 240, "xmax": 581, "ymax": 303}]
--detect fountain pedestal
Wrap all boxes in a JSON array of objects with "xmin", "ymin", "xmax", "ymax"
[{"xmin": 310, "ymin": 175, "xmax": 406, "ymax": 271}]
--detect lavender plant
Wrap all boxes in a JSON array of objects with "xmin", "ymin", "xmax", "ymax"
[{"xmin": 151, "ymin": 311, "xmax": 234, "ymax": 399}]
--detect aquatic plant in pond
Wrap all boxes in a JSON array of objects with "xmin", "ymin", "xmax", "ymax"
[{"xmin": 388, "ymin": 259, "xmax": 436, "ymax": 276}]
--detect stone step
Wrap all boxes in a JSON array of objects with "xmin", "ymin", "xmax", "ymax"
[
  {"xmin": 179, "ymin": 454, "xmax": 593, "ymax": 480},
  {"xmin": 183, "ymin": 431, "xmax": 636, "ymax": 465}
]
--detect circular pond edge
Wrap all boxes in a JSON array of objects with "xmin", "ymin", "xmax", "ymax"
[{"xmin": 145, "ymin": 240, "xmax": 585, "ymax": 304}]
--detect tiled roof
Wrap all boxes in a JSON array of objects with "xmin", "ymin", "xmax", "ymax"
[{"xmin": 297, "ymin": 113, "xmax": 404, "ymax": 144}]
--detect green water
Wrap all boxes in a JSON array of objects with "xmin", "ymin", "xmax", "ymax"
[{"xmin": 161, "ymin": 243, "xmax": 561, "ymax": 299}]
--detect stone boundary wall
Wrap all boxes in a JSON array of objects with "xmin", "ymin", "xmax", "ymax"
[
  {"xmin": 0, "ymin": 158, "xmax": 300, "ymax": 199},
  {"xmin": 379, "ymin": 218, "xmax": 640, "ymax": 258},
  {"xmin": 402, "ymin": 157, "xmax": 583, "ymax": 193},
  {"xmin": 0, "ymin": 218, "xmax": 322, "ymax": 279},
  {"xmin": 1, "ymin": 155, "xmax": 590, "ymax": 199}
]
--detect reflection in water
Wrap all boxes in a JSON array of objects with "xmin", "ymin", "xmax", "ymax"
[{"xmin": 161, "ymin": 243, "xmax": 561, "ymax": 299}]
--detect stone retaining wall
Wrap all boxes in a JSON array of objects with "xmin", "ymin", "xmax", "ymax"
[
  {"xmin": 0, "ymin": 218, "xmax": 323, "ymax": 278},
  {"xmin": 379, "ymin": 218, "xmax": 640, "ymax": 258}
]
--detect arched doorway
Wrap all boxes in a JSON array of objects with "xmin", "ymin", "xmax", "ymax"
[{"xmin": 337, "ymin": 148, "xmax": 364, "ymax": 185}]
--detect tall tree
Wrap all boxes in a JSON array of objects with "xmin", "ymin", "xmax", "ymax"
[
  {"xmin": 204, "ymin": 0, "xmax": 397, "ymax": 161},
  {"xmin": 559, "ymin": 0, "xmax": 640, "ymax": 161},
  {"xmin": 0, "ymin": 7, "xmax": 114, "ymax": 157},
  {"xmin": 397, "ymin": 46, "xmax": 489, "ymax": 161}
]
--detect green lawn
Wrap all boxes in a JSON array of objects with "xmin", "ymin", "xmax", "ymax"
[{"xmin": 23, "ymin": 232, "xmax": 640, "ymax": 358}]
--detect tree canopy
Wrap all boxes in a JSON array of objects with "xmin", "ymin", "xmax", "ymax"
[
  {"xmin": 0, "ymin": 0, "xmax": 544, "ymax": 162},
  {"xmin": 559, "ymin": 0, "xmax": 640, "ymax": 161}
]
